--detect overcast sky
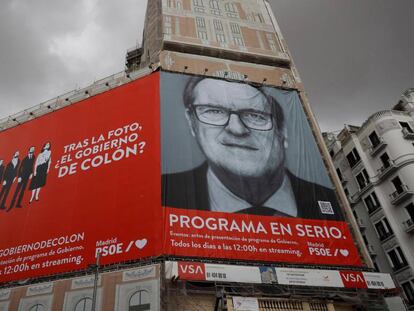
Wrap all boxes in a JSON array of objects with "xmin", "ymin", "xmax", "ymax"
[{"xmin": 0, "ymin": 0, "xmax": 413, "ymax": 131}]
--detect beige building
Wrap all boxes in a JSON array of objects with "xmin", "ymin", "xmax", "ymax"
[{"xmin": 0, "ymin": 1, "xmax": 400, "ymax": 310}]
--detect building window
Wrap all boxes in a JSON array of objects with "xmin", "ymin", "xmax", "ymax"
[
  {"xmin": 391, "ymin": 176, "xmax": 405, "ymax": 194},
  {"xmin": 209, "ymin": 0, "xmax": 221, "ymax": 15},
  {"xmin": 29, "ymin": 305, "xmax": 45, "ymax": 311},
  {"xmin": 225, "ymin": 3, "xmax": 238, "ymax": 17},
  {"xmin": 216, "ymin": 33, "xmax": 226, "ymax": 43},
  {"xmin": 193, "ymin": 0, "xmax": 205, "ymax": 12},
  {"xmin": 176, "ymin": 0, "xmax": 182, "ymax": 9},
  {"xmin": 372, "ymin": 260, "xmax": 380, "ymax": 272},
  {"xmin": 355, "ymin": 169, "xmax": 370, "ymax": 190},
  {"xmin": 361, "ymin": 234, "xmax": 369, "ymax": 245},
  {"xmin": 129, "ymin": 290, "xmax": 151, "ymax": 311},
  {"xmin": 196, "ymin": 17, "xmax": 206, "ymax": 28},
  {"xmin": 75, "ymin": 297, "xmax": 93, "ymax": 311},
  {"xmin": 209, "ymin": 0, "xmax": 219, "ymax": 9},
  {"xmin": 404, "ymin": 202, "xmax": 414, "ymax": 220},
  {"xmin": 368, "ymin": 131, "xmax": 381, "ymax": 148},
  {"xmin": 233, "ymin": 36, "xmax": 244, "ymax": 46},
  {"xmin": 374, "ymin": 217, "xmax": 393, "ymax": 241},
  {"xmin": 225, "ymin": 3, "xmax": 237, "ymax": 12},
  {"xmin": 266, "ymin": 33, "xmax": 278, "ymax": 52},
  {"xmin": 363, "ymin": 192, "xmax": 380, "ymax": 214},
  {"xmin": 387, "ymin": 246, "xmax": 408, "ymax": 271},
  {"xmin": 379, "ymin": 152, "xmax": 391, "ymax": 169},
  {"xmin": 400, "ymin": 121, "xmax": 413, "ymax": 133},
  {"xmin": 257, "ymin": 13, "xmax": 265, "ymax": 23},
  {"xmin": 198, "ymin": 30, "xmax": 208, "ymax": 40},
  {"xmin": 336, "ymin": 168, "xmax": 343, "ymax": 182},
  {"xmin": 213, "ymin": 19, "xmax": 223, "ymax": 31},
  {"xmin": 329, "ymin": 149, "xmax": 334, "ymax": 157},
  {"xmin": 343, "ymin": 187, "xmax": 349, "ymax": 197},
  {"xmin": 164, "ymin": 16, "xmax": 172, "ymax": 34},
  {"xmin": 230, "ymin": 23, "xmax": 241, "ymax": 34},
  {"xmin": 402, "ymin": 281, "xmax": 414, "ymax": 305},
  {"xmin": 346, "ymin": 148, "xmax": 361, "ymax": 168}
]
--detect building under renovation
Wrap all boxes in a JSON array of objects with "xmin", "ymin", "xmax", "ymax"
[{"xmin": 0, "ymin": 1, "xmax": 403, "ymax": 310}]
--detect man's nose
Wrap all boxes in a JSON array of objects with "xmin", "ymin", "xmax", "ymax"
[{"xmin": 225, "ymin": 114, "xmax": 250, "ymax": 136}]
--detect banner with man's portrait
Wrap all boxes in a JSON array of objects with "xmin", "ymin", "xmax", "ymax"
[
  {"xmin": 161, "ymin": 72, "xmax": 361, "ymax": 266},
  {"xmin": 0, "ymin": 70, "xmax": 362, "ymax": 284}
]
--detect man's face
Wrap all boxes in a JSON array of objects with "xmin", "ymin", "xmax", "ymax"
[
  {"xmin": 13, "ymin": 151, "xmax": 19, "ymax": 158},
  {"xmin": 29, "ymin": 147, "xmax": 35, "ymax": 155},
  {"xmin": 186, "ymin": 79, "xmax": 286, "ymax": 178}
]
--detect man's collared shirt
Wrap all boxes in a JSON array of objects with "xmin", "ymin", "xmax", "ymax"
[{"xmin": 207, "ymin": 168, "xmax": 297, "ymax": 216}]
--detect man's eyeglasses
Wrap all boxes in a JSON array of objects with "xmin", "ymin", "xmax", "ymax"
[{"xmin": 191, "ymin": 105, "xmax": 273, "ymax": 131}]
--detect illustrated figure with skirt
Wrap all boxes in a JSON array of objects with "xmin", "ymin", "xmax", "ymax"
[{"xmin": 29, "ymin": 142, "xmax": 52, "ymax": 203}]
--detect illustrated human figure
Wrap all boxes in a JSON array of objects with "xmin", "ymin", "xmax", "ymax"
[
  {"xmin": 0, "ymin": 159, "xmax": 4, "ymax": 183},
  {"xmin": 0, "ymin": 151, "xmax": 20, "ymax": 210},
  {"xmin": 29, "ymin": 142, "xmax": 52, "ymax": 203},
  {"xmin": 9, "ymin": 146, "xmax": 35, "ymax": 210}
]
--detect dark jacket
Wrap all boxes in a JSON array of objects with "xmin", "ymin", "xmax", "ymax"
[
  {"xmin": 0, "ymin": 164, "xmax": 4, "ymax": 182},
  {"xmin": 3, "ymin": 160, "xmax": 19, "ymax": 183},
  {"xmin": 18, "ymin": 155, "xmax": 35, "ymax": 179},
  {"xmin": 162, "ymin": 163, "xmax": 344, "ymax": 221}
]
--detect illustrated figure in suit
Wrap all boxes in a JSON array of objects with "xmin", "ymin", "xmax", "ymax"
[
  {"xmin": 0, "ymin": 159, "xmax": 4, "ymax": 183},
  {"xmin": 9, "ymin": 146, "xmax": 35, "ymax": 210},
  {"xmin": 29, "ymin": 142, "xmax": 52, "ymax": 203},
  {"xmin": 162, "ymin": 77, "xmax": 343, "ymax": 221},
  {"xmin": 0, "ymin": 151, "xmax": 20, "ymax": 210}
]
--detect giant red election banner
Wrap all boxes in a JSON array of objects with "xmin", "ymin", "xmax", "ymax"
[
  {"xmin": 0, "ymin": 73, "xmax": 162, "ymax": 282},
  {"xmin": 0, "ymin": 71, "xmax": 362, "ymax": 284}
]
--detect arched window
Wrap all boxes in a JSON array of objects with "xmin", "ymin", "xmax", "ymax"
[
  {"xmin": 225, "ymin": 3, "xmax": 236, "ymax": 13},
  {"xmin": 209, "ymin": 0, "xmax": 219, "ymax": 9},
  {"xmin": 28, "ymin": 304, "xmax": 45, "ymax": 311},
  {"xmin": 224, "ymin": 3, "xmax": 238, "ymax": 17},
  {"xmin": 129, "ymin": 290, "xmax": 150, "ymax": 311},
  {"xmin": 74, "ymin": 297, "xmax": 93, "ymax": 311}
]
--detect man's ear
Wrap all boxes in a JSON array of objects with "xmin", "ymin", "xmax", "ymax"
[{"xmin": 185, "ymin": 109, "xmax": 196, "ymax": 137}]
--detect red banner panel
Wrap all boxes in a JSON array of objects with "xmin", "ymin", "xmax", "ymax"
[
  {"xmin": 0, "ymin": 73, "xmax": 161, "ymax": 282},
  {"xmin": 165, "ymin": 208, "xmax": 361, "ymax": 266},
  {"xmin": 340, "ymin": 270, "xmax": 368, "ymax": 289}
]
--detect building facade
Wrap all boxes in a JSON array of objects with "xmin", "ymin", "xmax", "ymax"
[
  {"xmin": 0, "ymin": 1, "xmax": 400, "ymax": 310},
  {"xmin": 325, "ymin": 88, "xmax": 414, "ymax": 310}
]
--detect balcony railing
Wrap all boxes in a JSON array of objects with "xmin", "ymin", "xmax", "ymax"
[
  {"xmin": 379, "ymin": 231, "xmax": 394, "ymax": 242},
  {"xmin": 392, "ymin": 262, "xmax": 409, "ymax": 272},
  {"xmin": 367, "ymin": 204, "xmax": 381, "ymax": 215},
  {"xmin": 402, "ymin": 218, "xmax": 414, "ymax": 233},
  {"xmin": 369, "ymin": 138, "xmax": 387, "ymax": 156},
  {"xmin": 389, "ymin": 185, "xmax": 413, "ymax": 205},
  {"xmin": 377, "ymin": 160, "xmax": 397, "ymax": 179},
  {"xmin": 402, "ymin": 128, "xmax": 414, "ymax": 139},
  {"xmin": 349, "ymin": 158, "xmax": 362, "ymax": 170},
  {"xmin": 357, "ymin": 182, "xmax": 373, "ymax": 197}
]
